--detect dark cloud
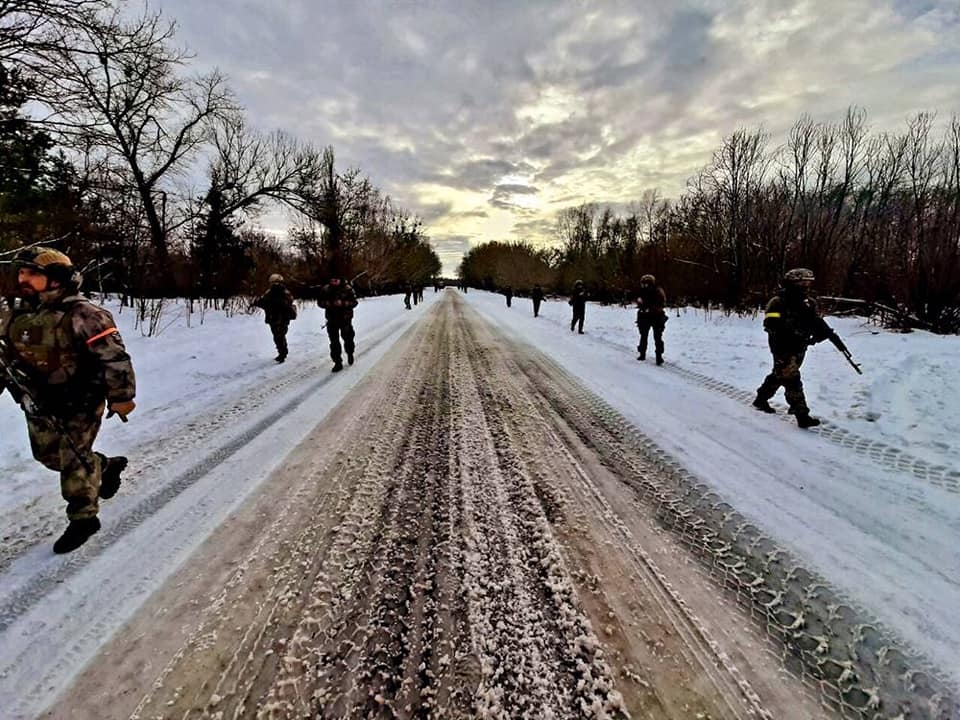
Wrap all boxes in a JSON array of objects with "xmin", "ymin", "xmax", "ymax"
[
  {"xmin": 494, "ymin": 183, "xmax": 538, "ymax": 195},
  {"xmin": 489, "ymin": 183, "xmax": 539, "ymax": 212}
]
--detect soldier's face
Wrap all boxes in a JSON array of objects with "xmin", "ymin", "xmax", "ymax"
[{"xmin": 17, "ymin": 268, "xmax": 49, "ymax": 295}]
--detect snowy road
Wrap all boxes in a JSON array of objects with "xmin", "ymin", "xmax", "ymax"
[{"xmin": 0, "ymin": 291, "xmax": 956, "ymax": 719}]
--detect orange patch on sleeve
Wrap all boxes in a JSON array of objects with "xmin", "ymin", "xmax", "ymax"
[{"xmin": 85, "ymin": 328, "xmax": 119, "ymax": 345}]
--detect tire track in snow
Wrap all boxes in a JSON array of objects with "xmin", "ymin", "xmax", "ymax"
[
  {"xmin": 512, "ymin": 348, "xmax": 958, "ymax": 720},
  {"xmin": 659, "ymin": 359, "xmax": 959, "ymax": 494},
  {"xmin": 457, "ymin": 314, "xmax": 774, "ymax": 720},
  {"xmin": 0, "ymin": 312, "xmax": 414, "ymax": 574},
  {"xmin": 0, "ymin": 314, "xmax": 411, "ymax": 636}
]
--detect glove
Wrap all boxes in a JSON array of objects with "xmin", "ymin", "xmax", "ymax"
[{"xmin": 108, "ymin": 399, "xmax": 136, "ymax": 421}]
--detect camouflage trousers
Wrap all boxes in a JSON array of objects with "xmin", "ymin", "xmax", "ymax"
[
  {"xmin": 570, "ymin": 308, "xmax": 585, "ymax": 332},
  {"xmin": 326, "ymin": 318, "xmax": 355, "ymax": 363},
  {"xmin": 637, "ymin": 317, "xmax": 665, "ymax": 357},
  {"xmin": 756, "ymin": 352, "xmax": 809, "ymax": 414},
  {"xmin": 269, "ymin": 319, "xmax": 290, "ymax": 358},
  {"xmin": 26, "ymin": 403, "xmax": 104, "ymax": 521}
]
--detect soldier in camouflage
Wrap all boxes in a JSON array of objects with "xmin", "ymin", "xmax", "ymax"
[
  {"xmin": 253, "ymin": 274, "xmax": 297, "ymax": 363},
  {"xmin": 753, "ymin": 268, "xmax": 833, "ymax": 428},
  {"xmin": 0, "ymin": 248, "xmax": 136, "ymax": 553},
  {"xmin": 635, "ymin": 274, "xmax": 667, "ymax": 365},
  {"xmin": 569, "ymin": 280, "xmax": 587, "ymax": 334},
  {"xmin": 317, "ymin": 274, "xmax": 358, "ymax": 372}
]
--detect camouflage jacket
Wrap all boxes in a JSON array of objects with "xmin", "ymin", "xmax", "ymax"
[
  {"xmin": 763, "ymin": 290, "xmax": 832, "ymax": 354},
  {"xmin": 0, "ymin": 291, "xmax": 136, "ymax": 413},
  {"xmin": 569, "ymin": 288, "xmax": 587, "ymax": 311},
  {"xmin": 255, "ymin": 285, "xmax": 297, "ymax": 324},
  {"xmin": 636, "ymin": 285, "xmax": 667, "ymax": 323},
  {"xmin": 317, "ymin": 282, "xmax": 358, "ymax": 321}
]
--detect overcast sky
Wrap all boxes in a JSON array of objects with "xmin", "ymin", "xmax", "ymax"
[{"xmin": 152, "ymin": 0, "xmax": 960, "ymax": 274}]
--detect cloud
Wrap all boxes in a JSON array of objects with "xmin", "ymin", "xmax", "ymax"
[{"xmin": 153, "ymin": 0, "xmax": 960, "ymax": 276}]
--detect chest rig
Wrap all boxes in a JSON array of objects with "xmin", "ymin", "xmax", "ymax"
[{"xmin": 6, "ymin": 298, "xmax": 86, "ymax": 386}]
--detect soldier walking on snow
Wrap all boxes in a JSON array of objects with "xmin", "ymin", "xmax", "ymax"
[
  {"xmin": 0, "ymin": 247, "xmax": 136, "ymax": 553},
  {"xmin": 569, "ymin": 279, "xmax": 586, "ymax": 333},
  {"xmin": 753, "ymin": 268, "xmax": 835, "ymax": 428},
  {"xmin": 531, "ymin": 284, "xmax": 544, "ymax": 317},
  {"xmin": 403, "ymin": 282, "xmax": 412, "ymax": 310},
  {"xmin": 635, "ymin": 274, "xmax": 667, "ymax": 365},
  {"xmin": 504, "ymin": 286, "xmax": 513, "ymax": 308},
  {"xmin": 317, "ymin": 274, "xmax": 358, "ymax": 372},
  {"xmin": 253, "ymin": 274, "xmax": 297, "ymax": 363}
]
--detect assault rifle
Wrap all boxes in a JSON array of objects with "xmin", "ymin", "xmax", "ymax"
[
  {"xmin": 827, "ymin": 331, "xmax": 863, "ymax": 375},
  {"xmin": 0, "ymin": 337, "xmax": 95, "ymax": 472}
]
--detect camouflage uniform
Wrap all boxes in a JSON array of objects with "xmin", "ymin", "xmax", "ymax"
[
  {"xmin": 531, "ymin": 285, "xmax": 544, "ymax": 317},
  {"xmin": 636, "ymin": 276, "xmax": 667, "ymax": 364},
  {"xmin": 755, "ymin": 284, "xmax": 832, "ymax": 419},
  {"xmin": 569, "ymin": 282, "xmax": 586, "ymax": 333},
  {"xmin": 254, "ymin": 281, "xmax": 297, "ymax": 361},
  {"xmin": 1, "ymin": 291, "xmax": 136, "ymax": 522},
  {"xmin": 317, "ymin": 279, "xmax": 358, "ymax": 370}
]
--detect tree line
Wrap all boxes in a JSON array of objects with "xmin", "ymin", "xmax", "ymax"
[
  {"xmin": 1, "ymin": 0, "xmax": 440, "ymax": 300},
  {"xmin": 459, "ymin": 107, "xmax": 960, "ymax": 333}
]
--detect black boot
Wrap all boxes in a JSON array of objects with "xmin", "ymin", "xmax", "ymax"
[
  {"xmin": 752, "ymin": 397, "xmax": 776, "ymax": 414},
  {"xmin": 332, "ymin": 361, "xmax": 344, "ymax": 372},
  {"xmin": 347, "ymin": 352, "xmax": 354, "ymax": 366},
  {"xmin": 96, "ymin": 453, "xmax": 127, "ymax": 499},
  {"xmin": 655, "ymin": 353, "xmax": 664, "ymax": 366},
  {"xmin": 53, "ymin": 517, "xmax": 100, "ymax": 554},
  {"xmin": 275, "ymin": 354, "xmax": 286, "ymax": 363},
  {"xmin": 796, "ymin": 413, "xmax": 821, "ymax": 429}
]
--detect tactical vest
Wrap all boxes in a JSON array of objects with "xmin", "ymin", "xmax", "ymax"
[{"xmin": 6, "ymin": 298, "xmax": 86, "ymax": 387}]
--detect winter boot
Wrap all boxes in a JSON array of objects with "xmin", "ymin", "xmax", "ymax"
[
  {"xmin": 53, "ymin": 516, "xmax": 100, "ymax": 554},
  {"xmin": 796, "ymin": 413, "xmax": 821, "ymax": 429},
  {"xmin": 332, "ymin": 361, "xmax": 344, "ymax": 372},
  {"xmin": 655, "ymin": 353, "xmax": 664, "ymax": 366},
  {"xmin": 275, "ymin": 354, "xmax": 286, "ymax": 363},
  {"xmin": 97, "ymin": 453, "xmax": 127, "ymax": 499},
  {"xmin": 347, "ymin": 352, "xmax": 354, "ymax": 366},
  {"xmin": 752, "ymin": 397, "xmax": 776, "ymax": 414}
]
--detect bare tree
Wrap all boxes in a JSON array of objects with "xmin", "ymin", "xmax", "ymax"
[
  {"xmin": 0, "ymin": 0, "xmax": 106, "ymax": 62},
  {"xmin": 27, "ymin": 7, "xmax": 237, "ymax": 274},
  {"xmin": 207, "ymin": 112, "xmax": 325, "ymax": 221}
]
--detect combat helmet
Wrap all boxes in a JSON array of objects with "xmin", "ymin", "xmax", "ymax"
[
  {"xmin": 269, "ymin": 273, "xmax": 284, "ymax": 284},
  {"xmin": 783, "ymin": 268, "xmax": 815, "ymax": 285},
  {"xmin": 15, "ymin": 247, "xmax": 81, "ymax": 287},
  {"xmin": 640, "ymin": 274, "xmax": 656, "ymax": 285}
]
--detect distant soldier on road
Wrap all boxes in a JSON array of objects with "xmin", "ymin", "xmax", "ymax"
[
  {"xmin": 0, "ymin": 247, "xmax": 135, "ymax": 553},
  {"xmin": 504, "ymin": 286, "xmax": 513, "ymax": 308},
  {"xmin": 403, "ymin": 282, "xmax": 412, "ymax": 310},
  {"xmin": 569, "ymin": 280, "xmax": 586, "ymax": 333},
  {"xmin": 253, "ymin": 274, "xmax": 297, "ymax": 363},
  {"xmin": 753, "ymin": 268, "xmax": 834, "ymax": 428},
  {"xmin": 317, "ymin": 274, "xmax": 358, "ymax": 372},
  {"xmin": 531, "ymin": 284, "xmax": 544, "ymax": 317},
  {"xmin": 635, "ymin": 274, "xmax": 667, "ymax": 365}
]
